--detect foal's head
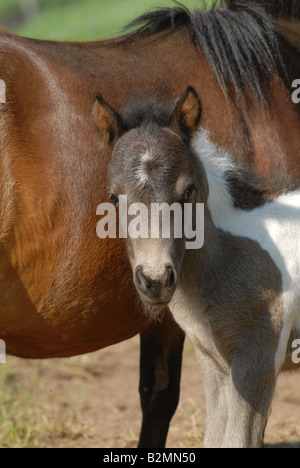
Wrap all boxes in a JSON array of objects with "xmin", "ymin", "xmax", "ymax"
[{"xmin": 93, "ymin": 88, "xmax": 206, "ymax": 308}]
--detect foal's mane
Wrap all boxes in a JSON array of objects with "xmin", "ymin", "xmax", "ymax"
[
  {"xmin": 122, "ymin": 98, "xmax": 174, "ymax": 130},
  {"xmin": 117, "ymin": 1, "xmax": 286, "ymax": 104},
  {"xmin": 195, "ymin": 131, "xmax": 299, "ymax": 211}
]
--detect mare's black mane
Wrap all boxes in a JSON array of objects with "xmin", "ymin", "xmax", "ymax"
[{"xmin": 118, "ymin": 1, "xmax": 288, "ymax": 103}]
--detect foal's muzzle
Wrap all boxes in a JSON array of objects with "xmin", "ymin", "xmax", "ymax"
[{"xmin": 134, "ymin": 264, "xmax": 178, "ymax": 306}]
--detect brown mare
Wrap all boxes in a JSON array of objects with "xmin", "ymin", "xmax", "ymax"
[{"xmin": 0, "ymin": 0, "xmax": 299, "ymax": 447}]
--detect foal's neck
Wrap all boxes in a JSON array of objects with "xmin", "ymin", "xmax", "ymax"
[{"xmin": 192, "ymin": 130, "xmax": 296, "ymax": 227}]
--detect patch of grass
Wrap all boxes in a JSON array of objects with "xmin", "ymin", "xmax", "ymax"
[
  {"xmin": 125, "ymin": 421, "xmax": 137, "ymax": 443},
  {"xmin": 5, "ymin": 0, "xmax": 214, "ymax": 41},
  {"xmin": 46, "ymin": 411, "xmax": 89, "ymax": 442},
  {"xmin": 0, "ymin": 0, "xmax": 20, "ymax": 19},
  {"xmin": 0, "ymin": 364, "xmax": 40, "ymax": 447},
  {"xmin": 0, "ymin": 357, "xmax": 90, "ymax": 448}
]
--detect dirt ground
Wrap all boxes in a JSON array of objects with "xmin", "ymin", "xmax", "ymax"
[{"xmin": 1, "ymin": 336, "xmax": 300, "ymax": 448}]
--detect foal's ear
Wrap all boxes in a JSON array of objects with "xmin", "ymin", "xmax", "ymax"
[
  {"xmin": 171, "ymin": 87, "xmax": 202, "ymax": 138},
  {"xmin": 92, "ymin": 95, "xmax": 124, "ymax": 145}
]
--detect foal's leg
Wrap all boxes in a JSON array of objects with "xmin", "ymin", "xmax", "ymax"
[
  {"xmin": 138, "ymin": 311, "xmax": 185, "ymax": 448},
  {"xmin": 194, "ymin": 347, "xmax": 230, "ymax": 448},
  {"xmin": 221, "ymin": 352, "xmax": 276, "ymax": 448}
]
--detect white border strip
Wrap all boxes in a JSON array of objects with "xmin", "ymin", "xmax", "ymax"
[{"xmin": 0, "ymin": 79, "xmax": 6, "ymax": 104}]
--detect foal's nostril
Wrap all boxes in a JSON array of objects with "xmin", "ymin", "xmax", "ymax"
[
  {"xmin": 134, "ymin": 265, "xmax": 177, "ymax": 302},
  {"xmin": 165, "ymin": 266, "xmax": 176, "ymax": 289},
  {"xmin": 135, "ymin": 268, "xmax": 149, "ymax": 293}
]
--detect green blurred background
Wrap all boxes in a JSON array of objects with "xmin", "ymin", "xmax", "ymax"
[{"xmin": 0, "ymin": 0, "xmax": 207, "ymax": 41}]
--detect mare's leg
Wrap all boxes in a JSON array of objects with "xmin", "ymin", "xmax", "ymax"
[{"xmin": 138, "ymin": 311, "xmax": 185, "ymax": 448}]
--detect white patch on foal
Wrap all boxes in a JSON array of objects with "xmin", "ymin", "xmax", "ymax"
[
  {"xmin": 193, "ymin": 130, "xmax": 300, "ymax": 374},
  {"xmin": 134, "ymin": 150, "xmax": 153, "ymax": 187}
]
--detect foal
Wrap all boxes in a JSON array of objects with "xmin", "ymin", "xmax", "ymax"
[{"xmin": 93, "ymin": 88, "xmax": 300, "ymax": 448}]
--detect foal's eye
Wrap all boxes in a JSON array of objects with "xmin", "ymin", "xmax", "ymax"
[
  {"xmin": 183, "ymin": 185, "xmax": 197, "ymax": 201},
  {"xmin": 108, "ymin": 193, "xmax": 119, "ymax": 205}
]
